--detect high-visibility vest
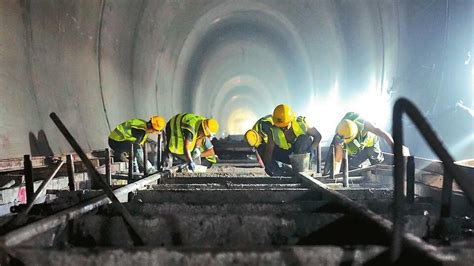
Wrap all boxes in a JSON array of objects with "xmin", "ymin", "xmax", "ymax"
[
  {"xmin": 270, "ymin": 116, "xmax": 308, "ymax": 150},
  {"xmin": 168, "ymin": 113, "xmax": 205, "ymax": 155},
  {"xmin": 108, "ymin": 119, "xmax": 148, "ymax": 145},
  {"xmin": 252, "ymin": 115, "xmax": 273, "ymax": 145},
  {"xmin": 342, "ymin": 112, "xmax": 378, "ymax": 155}
]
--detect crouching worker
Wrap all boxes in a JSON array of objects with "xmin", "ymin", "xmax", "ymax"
[
  {"xmin": 263, "ymin": 104, "xmax": 322, "ymax": 176},
  {"xmin": 164, "ymin": 113, "xmax": 219, "ymax": 172},
  {"xmin": 108, "ymin": 116, "xmax": 165, "ymax": 175},
  {"xmin": 323, "ymin": 112, "xmax": 410, "ymax": 176}
]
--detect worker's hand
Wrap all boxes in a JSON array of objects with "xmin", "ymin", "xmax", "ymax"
[
  {"xmin": 402, "ymin": 145, "xmax": 410, "ymax": 156},
  {"xmin": 188, "ymin": 161, "xmax": 196, "ymax": 172},
  {"xmin": 191, "ymin": 148, "xmax": 201, "ymax": 159}
]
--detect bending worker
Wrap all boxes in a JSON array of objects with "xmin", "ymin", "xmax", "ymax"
[
  {"xmin": 164, "ymin": 113, "xmax": 219, "ymax": 171},
  {"xmin": 262, "ymin": 104, "xmax": 322, "ymax": 176},
  {"xmin": 108, "ymin": 116, "xmax": 165, "ymax": 175},
  {"xmin": 323, "ymin": 112, "xmax": 410, "ymax": 176},
  {"xmin": 245, "ymin": 114, "xmax": 273, "ymax": 168}
]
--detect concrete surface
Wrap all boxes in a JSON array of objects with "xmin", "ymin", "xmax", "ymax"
[
  {"xmin": 1, "ymin": 0, "xmax": 472, "ymax": 159},
  {"xmin": 11, "ymin": 246, "xmax": 389, "ymax": 266}
]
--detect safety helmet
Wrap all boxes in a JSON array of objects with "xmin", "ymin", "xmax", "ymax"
[
  {"xmin": 245, "ymin": 129, "xmax": 262, "ymax": 148},
  {"xmin": 202, "ymin": 118, "xmax": 219, "ymax": 137},
  {"xmin": 272, "ymin": 104, "xmax": 295, "ymax": 128},
  {"xmin": 150, "ymin": 116, "xmax": 166, "ymax": 131},
  {"xmin": 336, "ymin": 119, "xmax": 358, "ymax": 143}
]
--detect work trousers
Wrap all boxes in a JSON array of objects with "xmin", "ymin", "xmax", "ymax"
[
  {"xmin": 108, "ymin": 138, "xmax": 155, "ymax": 173},
  {"xmin": 265, "ymin": 134, "xmax": 313, "ymax": 176},
  {"xmin": 322, "ymin": 140, "xmax": 384, "ymax": 176}
]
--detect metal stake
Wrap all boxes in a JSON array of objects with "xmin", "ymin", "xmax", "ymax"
[
  {"xmin": 157, "ymin": 132, "xmax": 162, "ymax": 171},
  {"xmin": 105, "ymin": 148, "xmax": 112, "ymax": 186},
  {"xmin": 316, "ymin": 145, "xmax": 321, "ymax": 173},
  {"xmin": 343, "ymin": 151, "xmax": 349, "ymax": 187},
  {"xmin": 49, "ymin": 112, "xmax": 146, "ymax": 246},
  {"xmin": 12, "ymin": 160, "xmax": 65, "ymax": 226},
  {"xmin": 330, "ymin": 145, "xmax": 335, "ymax": 179},
  {"xmin": 128, "ymin": 144, "xmax": 134, "ymax": 180},
  {"xmin": 24, "ymin": 155, "xmax": 34, "ymax": 205},
  {"xmin": 143, "ymin": 144, "xmax": 148, "ymax": 176},
  {"xmin": 66, "ymin": 154, "xmax": 75, "ymax": 191},
  {"xmin": 440, "ymin": 168, "xmax": 453, "ymax": 218},
  {"xmin": 406, "ymin": 156, "xmax": 415, "ymax": 203}
]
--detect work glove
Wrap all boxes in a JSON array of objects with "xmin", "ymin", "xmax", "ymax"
[
  {"xmin": 119, "ymin": 152, "xmax": 129, "ymax": 162},
  {"xmin": 191, "ymin": 148, "xmax": 201, "ymax": 159},
  {"xmin": 188, "ymin": 161, "xmax": 196, "ymax": 172}
]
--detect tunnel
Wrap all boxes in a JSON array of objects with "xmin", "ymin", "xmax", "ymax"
[
  {"xmin": 0, "ymin": 0, "xmax": 473, "ymax": 160},
  {"xmin": 1, "ymin": 1, "xmax": 474, "ymax": 265}
]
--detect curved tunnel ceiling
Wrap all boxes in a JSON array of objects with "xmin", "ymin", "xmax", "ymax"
[
  {"xmin": 1, "ymin": 0, "xmax": 472, "ymax": 159},
  {"xmin": 175, "ymin": 4, "xmax": 313, "ymax": 135}
]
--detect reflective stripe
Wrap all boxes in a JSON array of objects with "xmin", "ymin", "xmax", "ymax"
[
  {"xmin": 108, "ymin": 119, "xmax": 147, "ymax": 144},
  {"xmin": 270, "ymin": 116, "xmax": 308, "ymax": 150},
  {"xmin": 205, "ymin": 155, "xmax": 217, "ymax": 164},
  {"xmin": 168, "ymin": 113, "xmax": 204, "ymax": 155},
  {"xmin": 342, "ymin": 112, "xmax": 376, "ymax": 155},
  {"xmin": 270, "ymin": 126, "xmax": 290, "ymax": 150},
  {"xmin": 112, "ymin": 128, "xmax": 125, "ymax": 139},
  {"xmin": 252, "ymin": 115, "xmax": 273, "ymax": 144}
]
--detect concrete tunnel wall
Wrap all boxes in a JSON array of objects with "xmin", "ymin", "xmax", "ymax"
[{"xmin": 1, "ymin": 0, "xmax": 472, "ymax": 159}]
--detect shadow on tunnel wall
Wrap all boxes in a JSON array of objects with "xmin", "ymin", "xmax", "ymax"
[{"xmin": 29, "ymin": 130, "xmax": 54, "ymax": 157}]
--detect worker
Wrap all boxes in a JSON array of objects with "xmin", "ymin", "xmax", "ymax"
[
  {"xmin": 164, "ymin": 113, "xmax": 219, "ymax": 171},
  {"xmin": 108, "ymin": 116, "xmax": 166, "ymax": 175},
  {"xmin": 262, "ymin": 104, "xmax": 322, "ymax": 176},
  {"xmin": 244, "ymin": 114, "xmax": 273, "ymax": 168},
  {"xmin": 323, "ymin": 112, "xmax": 410, "ymax": 176}
]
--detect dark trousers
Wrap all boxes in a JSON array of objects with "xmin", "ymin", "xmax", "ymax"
[
  {"xmin": 108, "ymin": 138, "xmax": 141, "ymax": 161},
  {"xmin": 322, "ymin": 139, "xmax": 384, "ymax": 175},
  {"xmin": 265, "ymin": 134, "xmax": 313, "ymax": 176}
]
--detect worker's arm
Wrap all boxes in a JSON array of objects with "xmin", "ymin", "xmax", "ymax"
[
  {"xmin": 183, "ymin": 139, "xmax": 194, "ymax": 162},
  {"xmin": 255, "ymin": 149, "xmax": 265, "ymax": 168},
  {"xmin": 333, "ymin": 143, "xmax": 344, "ymax": 174},
  {"xmin": 263, "ymin": 137, "xmax": 275, "ymax": 166},
  {"xmin": 364, "ymin": 121, "xmax": 394, "ymax": 147},
  {"xmin": 365, "ymin": 121, "xmax": 410, "ymax": 155},
  {"xmin": 132, "ymin": 128, "xmax": 147, "ymax": 146},
  {"xmin": 182, "ymin": 129, "xmax": 195, "ymax": 162},
  {"xmin": 200, "ymin": 147, "xmax": 215, "ymax": 158},
  {"xmin": 307, "ymin": 127, "xmax": 322, "ymax": 148}
]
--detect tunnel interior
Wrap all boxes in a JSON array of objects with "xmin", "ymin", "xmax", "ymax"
[{"xmin": 0, "ymin": 0, "xmax": 472, "ymax": 160}]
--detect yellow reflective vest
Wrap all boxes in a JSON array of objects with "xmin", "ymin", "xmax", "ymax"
[
  {"xmin": 168, "ymin": 113, "xmax": 205, "ymax": 155},
  {"xmin": 108, "ymin": 119, "xmax": 148, "ymax": 145},
  {"xmin": 252, "ymin": 115, "xmax": 273, "ymax": 146},
  {"xmin": 270, "ymin": 116, "xmax": 308, "ymax": 150}
]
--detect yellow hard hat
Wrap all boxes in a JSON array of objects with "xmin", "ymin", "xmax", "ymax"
[
  {"xmin": 245, "ymin": 129, "xmax": 261, "ymax": 148},
  {"xmin": 202, "ymin": 118, "xmax": 219, "ymax": 137},
  {"xmin": 336, "ymin": 119, "xmax": 358, "ymax": 143},
  {"xmin": 150, "ymin": 115, "xmax": 165, "ymax": 131},
  {"xmin": 272, "ymin": 104, "xmax": 295, "ymax": 128}
]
